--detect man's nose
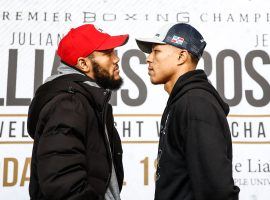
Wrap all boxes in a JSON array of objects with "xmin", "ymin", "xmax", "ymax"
[
  {"xmin": 112, "ymin": 51, "xmax": 120, "ymax": 63},
  {"xmin": 146, "ymin": 52, "xmax": 153, "ymax": 63}
]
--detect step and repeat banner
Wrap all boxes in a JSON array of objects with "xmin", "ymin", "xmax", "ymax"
[{"xmin": 0, "ymin": 0, "xmax": 269, "ymax": 199}]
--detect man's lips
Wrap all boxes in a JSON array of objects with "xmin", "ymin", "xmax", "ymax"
[
  {"xmin": 148, "ymin": 65, "xmax": 154, "ymax": 74},
  {"xmin": 114, "ymin": 65, "xmax": 119, "ymax": 71}
]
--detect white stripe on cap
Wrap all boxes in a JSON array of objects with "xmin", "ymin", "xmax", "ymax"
[
  {"xmin": 154, "ymin": 23, "xmax": 176, "ymax": 42},
  {"xmin": 136, "ymin": 23, "xmax": 176, "ymax": 44}
]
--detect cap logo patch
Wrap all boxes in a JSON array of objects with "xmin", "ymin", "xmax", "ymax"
[
  {"xmin": 171, "ymin": 35, "xmax": 184, "ymax": 45},
  {"xmin": 155, "ymin": 33, "xmax": 160, "ymax": 37},
  {"xmin": 94, "ymin": 25, "xmax": 104, "ymax": 33}
]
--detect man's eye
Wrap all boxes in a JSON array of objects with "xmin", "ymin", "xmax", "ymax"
[{"xmin": 101, "ymin": 49, "xmax": 114, "ymax": 55}]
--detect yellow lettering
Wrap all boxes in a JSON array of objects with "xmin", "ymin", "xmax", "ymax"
[
  {"xmin": 3, "ymin": 158, "xmax": 18, "ymax": 186},
  {"xmin": 20, "ymin": 157, "xmax": 31, "ymax": 186}
]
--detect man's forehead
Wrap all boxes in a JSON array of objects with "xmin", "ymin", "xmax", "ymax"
[
  {"xmin": 152, "ymin": 43, "xmax": 166, "ymax": 48},
  {"xmin": 100, "ymin": 48, "xmax": 114, "ymax": 53},
  {"xmin": 152, "ymin": 43, "xmax": 180, "ymax": 51},
  {"xmin": 92, "ymin": 48, "xmax": 115, "ymax": 55}
]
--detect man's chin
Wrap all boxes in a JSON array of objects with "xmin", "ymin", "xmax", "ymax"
[
  {"xmin": 97, "ymin": 76, "xmax": 123, "ymax": 90},
  {"xmin": 150, "ymin": 77, "xmax": 159, "ymax": 85},
  {"xmin": 111, "ymin": 77, "xmax": 123, "ymax": 90}
]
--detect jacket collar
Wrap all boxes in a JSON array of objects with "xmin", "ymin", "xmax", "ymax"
[{"xmin": 45, "ymin": 62, "xmax": 111, "ymax": 111}]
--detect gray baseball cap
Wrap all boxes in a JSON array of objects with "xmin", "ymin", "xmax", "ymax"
[{"xmin": 136, "ymin": 23, "xmax": 206, "ymax": 59}]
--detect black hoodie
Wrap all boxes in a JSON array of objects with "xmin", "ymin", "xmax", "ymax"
[{"xmin": 154, "ymin": 70, "xmax": 240, "ymax": 200}]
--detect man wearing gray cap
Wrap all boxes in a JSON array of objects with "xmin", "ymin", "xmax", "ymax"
[{"xmin": 136, "ymin": 23, "xmax": 240, "ymax": 200}]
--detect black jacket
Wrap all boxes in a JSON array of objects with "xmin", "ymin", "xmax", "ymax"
[
  {"xmin": 27, "ymin": 74, "xmax": 123, "ymax": 200},
  {"xmin": 155, "ymin": 70, "xmax": 240, "ymax": 200}
]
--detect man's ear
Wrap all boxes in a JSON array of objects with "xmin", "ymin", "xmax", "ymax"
[
  {"xmin": 177, "ymin": 50, "xmax": 188, "ymax": 65},
  {"xmin": 76, "ymin": 57, "xmax": 91, "ymax": 73}
]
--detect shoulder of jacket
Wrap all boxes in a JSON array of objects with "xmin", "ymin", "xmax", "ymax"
[
  {"xmin": 44, "ymin": 92, "xmax": 94, "ymax": 115},
  {"xmin": 171, "ymin": 89, "xmax": 216, "ymax": 118}
]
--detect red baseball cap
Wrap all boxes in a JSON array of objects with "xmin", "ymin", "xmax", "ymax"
[{"xmin": 57, "ymin": 24, "xmax": 129, "ymax": 66}]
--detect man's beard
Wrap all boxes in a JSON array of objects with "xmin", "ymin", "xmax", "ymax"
[{"xmin": 92, "ymin": 61, "xmax": 123, "ymax": 90}]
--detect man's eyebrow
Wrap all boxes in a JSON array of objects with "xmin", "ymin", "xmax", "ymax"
[
  {"xmin": 152, "ymin": 44, "xmax": 158, "ymax": 49},
  {"xmin": 101, "ymin": 49, "xmax": 114, "ymax": 54}
]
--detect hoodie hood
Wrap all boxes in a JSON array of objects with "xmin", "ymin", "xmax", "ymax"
[{"xmin": 167, "ymin": 69, "xmax": 229, "ymax": 115}]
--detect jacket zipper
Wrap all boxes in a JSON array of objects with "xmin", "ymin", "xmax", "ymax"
[{"xmin": 101, "ymin": 89, "xmax": 113, "ymax": 189}]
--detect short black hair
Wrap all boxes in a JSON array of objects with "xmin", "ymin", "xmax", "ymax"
[{"xmin": 189, "ymin": 52, "xmax": 199, "ymax": 65}]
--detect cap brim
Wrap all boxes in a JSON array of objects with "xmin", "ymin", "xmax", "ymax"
[
  {"xmin": 97, "ymin": 34, "xmax": 129, "ymax": 50},
  {"xmin": 135, "ymin": 37, "xmax": 165, "ymax": 53}
]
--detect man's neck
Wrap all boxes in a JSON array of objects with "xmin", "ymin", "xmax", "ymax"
[{"xmin": 164, "ymin": 66, "xmax": 195, "ymax": 94}]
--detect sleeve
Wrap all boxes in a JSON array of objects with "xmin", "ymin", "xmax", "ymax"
[
  {"xmin": 112, "ymin": 125, "xmax": 124, "ymax": 191},
  {"xmin": 36, "ymin": 93, "xmax": 102, "ymax": 200},
  {"xmin": 183, "ymin": 104, "xmax": 240, "ymax": 200}
]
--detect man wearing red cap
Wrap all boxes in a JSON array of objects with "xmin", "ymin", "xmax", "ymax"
[{"xmin": 27, "ymin": 24, "xmax": 129, "ymax": 200}]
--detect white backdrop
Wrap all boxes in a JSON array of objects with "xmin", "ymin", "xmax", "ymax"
[{"xmin": 0, "ymin": 0, "xmax": 270, "ymax": 199}]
